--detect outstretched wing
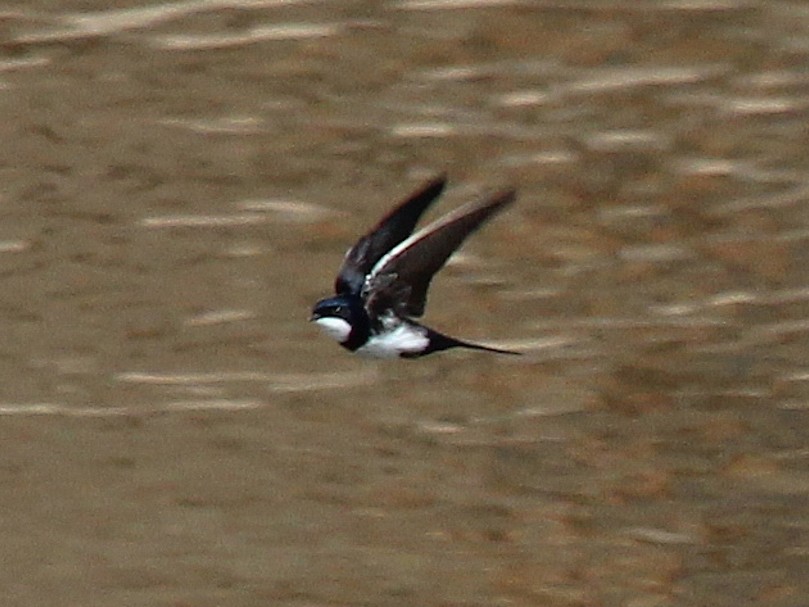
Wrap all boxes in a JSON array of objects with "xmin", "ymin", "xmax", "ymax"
[
  {"xmin": 363, "ymin": 188, "xmax": 516, "ymax": 318},
  {"xmin": 335, "ymin": 175, "xmax": 446, "ymax": 296}
]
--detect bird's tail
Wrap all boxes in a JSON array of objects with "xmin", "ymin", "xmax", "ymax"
[{"xmin": 419, "ymin": 329, "xmax": 521, "ymax": 357}]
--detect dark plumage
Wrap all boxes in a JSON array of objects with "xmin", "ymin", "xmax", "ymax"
[{"xmin": 311, "ymin": 175, "xmax": 518, "ymax": 358}]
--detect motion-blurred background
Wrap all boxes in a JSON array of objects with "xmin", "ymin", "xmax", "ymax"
[{"xmin": 1, "ymin": 1, "xmax": 808, "ymax": 605}]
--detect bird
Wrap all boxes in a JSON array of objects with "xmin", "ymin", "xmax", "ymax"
[{"xmin": 310, "ymin": 175, "xmax": 519, "ymax": 358}]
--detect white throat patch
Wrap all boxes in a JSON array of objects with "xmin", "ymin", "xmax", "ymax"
[{"xmin": 314, "ymin": 317, "xmax": 352, "ymax": 343}]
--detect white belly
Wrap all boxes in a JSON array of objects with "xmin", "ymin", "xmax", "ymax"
[{"xmin": 356, "ymin": 324, "xmax": 429, "ymax": 358}]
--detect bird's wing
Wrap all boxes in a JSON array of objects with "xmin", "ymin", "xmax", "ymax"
[
  {"xmin": 334, "ymin": 175, "xmax": 446, "ymax": 296},
  {"xmin": 363, "ymin": 188, "xmax": 516, "ymax": 318}
]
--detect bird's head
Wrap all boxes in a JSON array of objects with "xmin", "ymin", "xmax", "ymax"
[{"xmin": 310, "ymin": 294, "xmax": 363, "ymax": 344}]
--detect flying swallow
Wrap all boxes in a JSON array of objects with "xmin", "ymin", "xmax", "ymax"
[{"xmin": 311, "ymin": 175, "xmax": 518, "ymax": 358}]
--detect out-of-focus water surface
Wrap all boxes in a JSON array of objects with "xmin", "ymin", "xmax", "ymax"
[{"xmin": 2, "ymin": 1, "xmax": 809, "ymax": 605}]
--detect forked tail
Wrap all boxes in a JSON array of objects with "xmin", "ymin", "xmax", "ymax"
[
  {"xmin": 455, "ymin": 339, "xmax": 521, "ymax": 356},
  {"xmin": 413, "ymin": 329, "xmax": 521, "ymax": 357}
]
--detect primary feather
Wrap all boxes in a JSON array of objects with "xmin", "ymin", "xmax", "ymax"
[
  {"xmin": 364, "ymin": 189, "xmax": 516, "ymax": 318},
  {"xmin": 335, "ymin": 175, "xmax": 446, "ymax": 297}
]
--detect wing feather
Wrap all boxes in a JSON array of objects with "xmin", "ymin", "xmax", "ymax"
[
  {"xmin": 334, "ymin": 175, "xmax": 446, "ymax": 296},
  {"xmin": 364, "ymin": 188, "xmax": 516, "ymax": 318}
]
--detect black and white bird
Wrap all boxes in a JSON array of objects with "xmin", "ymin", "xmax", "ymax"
[{"xmin": 310, "ymin": 175, "xmax": 519, "ymax": 358}]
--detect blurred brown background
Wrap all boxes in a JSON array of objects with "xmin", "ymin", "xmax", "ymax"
[{"xmin": 1, "ymin": 1, "xmax": 808, "ymax": 605}]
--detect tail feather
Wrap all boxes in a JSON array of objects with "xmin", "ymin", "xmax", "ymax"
[
  {"xmin": 412, "ymin": 328, "xmax": 521, "ymax": 357},
  {"xmin": 454, "ymin": 339, "xmax": 521, "ymax": 356}
]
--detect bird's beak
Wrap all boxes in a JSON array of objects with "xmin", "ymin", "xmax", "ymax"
[{"xmin": 309, "ymin": 311, "xmax": 320, "ymax": 322}]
